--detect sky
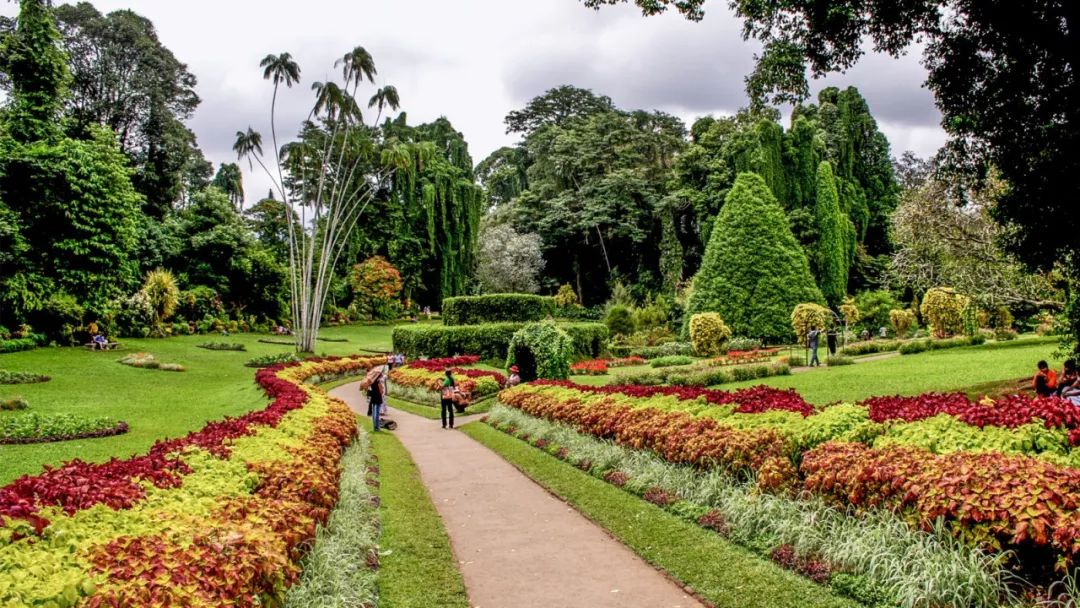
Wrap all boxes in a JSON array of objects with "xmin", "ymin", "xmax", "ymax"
[{"xmin": 13, "ymin": 0, "xmax": 947, "ymax": 205}]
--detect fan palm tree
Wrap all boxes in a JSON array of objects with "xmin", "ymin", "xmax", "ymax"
[{"xmin": 368, "ymin": 85, "xmax": 400, "ymax": 125}]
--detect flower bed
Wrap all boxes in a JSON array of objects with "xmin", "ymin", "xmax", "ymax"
[
  {"xmin": 118, "ymin": 352, "xmax": 185, "ymax": 372},
  {"xmin": 0, "ymin": 355, "xmax": 381, "ymax": 607},
  {"xmin": 571, "ymin": 356, "xmax": 646, "ymax": 375},
  {"xmin": 713, "ymin": 349, "xmax": 779, "ymax": 366},
  {"xmin": 497, "ymin": 381, "xmax": 1080, "ymax": 574},
  {"xmin": 0, "ymin": 412, "xmax": 128, "ymax": 444},
  {"xmin": 388, "ymin": 356, "xmax": 507, "ymax": 404}
]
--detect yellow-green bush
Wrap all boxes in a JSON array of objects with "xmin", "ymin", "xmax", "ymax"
[
  {"xmin": 889, "ymin": 309, "xmax": 916, "ymax": 337},
  {"xmin": 920, "ymin": 287, "xmax": 969, "ymax": 338},
  {"xmin": 791, "ymin": 303, "xmax": 831, "ymax": 343},
  {"xmin": 689, "ymin": 313, "xmax": 732, "ymax": 356}
]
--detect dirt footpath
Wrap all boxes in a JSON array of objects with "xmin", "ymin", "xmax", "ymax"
[{"xmin": 331, "ymin": 384, "xmax": 704, "ymax": 608}]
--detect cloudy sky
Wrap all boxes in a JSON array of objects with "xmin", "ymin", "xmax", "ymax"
[{"xmin": 13, "ymin": 0, "xmax": 946, "ymax": 204}]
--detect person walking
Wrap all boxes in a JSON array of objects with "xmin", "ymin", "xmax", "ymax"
[
  {"xmin": 441, "ymin": 368, "xmax": 456, "ymax": 429},
  {"xmin": 808, "ymin": 327, "xmax": 822, "ymax": 367},
  {"xmin": 368, "ymin": 368, "xmax": 386, "ymax": 432}
]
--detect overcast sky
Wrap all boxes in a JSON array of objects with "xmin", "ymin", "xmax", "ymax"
[{"xmin": 13, "ymin": 0, "xmax": 947, "ymax": 204}]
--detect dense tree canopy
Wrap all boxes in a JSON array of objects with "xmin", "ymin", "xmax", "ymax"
[{"xmin": 581, "ymin": 0, "xmax": 1080, "ymax": 347}]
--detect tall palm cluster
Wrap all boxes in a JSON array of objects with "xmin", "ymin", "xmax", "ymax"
[{"xmin": 233, "ymin": 46, "xmax": 405, "ymax": 352}]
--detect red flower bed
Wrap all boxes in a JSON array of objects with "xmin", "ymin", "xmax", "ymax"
[
  {"xmin": 0, "ymin": 355, "xmax": 375, "ymax": 528},
  {"xmin": 406, "ymin": 355, "xmax": 481, "ymax": 371},
  {"xmin": 532, "ymin": 380, "xmax": 814, "ymax": 416},
  {"xmin": 715, "ymin": 349, "xmax": 780, "ymax": 366},
  {"xmin": 571, "ymin": 360, "xmax": 608, "ymax": 375},
  {"xmin": 862, "ymin": 393, "xmax": 1080, "ymax": 443},
  {"xmin": 802, "ymin": 441, "xmax": 1080, "ymax": 557}
]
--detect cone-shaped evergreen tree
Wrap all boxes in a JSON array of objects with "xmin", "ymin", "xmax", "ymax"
[
  {"xmin": 813, "ymin": 161, "xmax": 851, "ymax": 306},
  {"xmin": 685, "ymin": 172, "xmax": 824, "ymax": 342}
]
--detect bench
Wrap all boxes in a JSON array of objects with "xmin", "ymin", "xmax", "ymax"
[{"xmin": 85, "ymin": 342, "xmax": 121, "ymax": 351}]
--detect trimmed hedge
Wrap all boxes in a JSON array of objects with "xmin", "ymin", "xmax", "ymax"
[
  {"xmin": 610, "ymin": 342, "xmax": 694, "ymax": 360},
  {"xmin": 393, "ymin": 322, "xmax": 607, "ymax": 360},
  {"xmin": 442, "ymin": 294, "xmax": 556, "ymax": 326}
]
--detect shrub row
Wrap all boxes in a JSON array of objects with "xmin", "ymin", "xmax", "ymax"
[
  {"xmin": 0, "ymin": 337, "xmax": 41, "ymax": 354},
  {"xmin": 838, "ymin": 340, "xmax": 902, "ymax": 356},
  {"xmin": 246, "ymin": 351, "xmax": 302, "ymax": 368},
  {"xmin": 0, "ymin": 412, "xmax": 128, "ymax": 444},
  {"xmin": 441, "ymin": 294, "xmax": 556, "ymax": 326},
  {"xmin": 899, "ymin": 334, "xmax": 987, "ymax": 354},
  {"xmin": 609, "ymin": 341, "xmax": 694, "ymax": 360},
  {"xmin": 617, "ymin": 362, "xmax": 791, "ymax": 387},
  {"xmin": 0, "ymin": 370, "xmax": 50, "ymax": 384},
  {"xmin": 0, "ymin": 355, "xmax": 381, "ymax": 606},
  {"xmin": 197, "ymin": 342, "xmax": 246, "ymax": 351},
  {"xmin": 392, "ymin": 322, "xmax": 607, "ymax": 360}
]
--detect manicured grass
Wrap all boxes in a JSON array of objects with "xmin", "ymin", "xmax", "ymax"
[
  {"xmin": 720, "ymin": 336, "xmax": 1060, "ymax": 404},
  {"xmin": 460, "ymin": 422, "xmax": 858, "ymax": 608},
  {"xmin": 0, "ymin": 324, "xmax": 402, "ymax": 484},
  {"xmin": 364, "ymin": 417, "xmax": 469, "ymax": 608}
]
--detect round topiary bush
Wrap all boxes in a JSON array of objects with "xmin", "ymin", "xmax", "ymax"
[
  {"xmin": 920, "ymin": 287, "xmax": 970, "ymax": 338},
  {"xmin": 689, "ymin": 313, "xmax": 732, "ymax": 356},
  {"xmin": 506, "ymin": 321, "xmax": 573, "ymax": 381},
  {"xmin": 791, "ymin": 303, "xmax": 832, "ymax": 344}
]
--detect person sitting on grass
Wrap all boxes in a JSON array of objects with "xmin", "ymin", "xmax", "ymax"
[{"xmin": 1034, "ymin": 360, "xmax": 1058, "ymax": 397}]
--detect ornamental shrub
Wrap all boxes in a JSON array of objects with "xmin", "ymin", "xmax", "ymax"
[
  {"xmin": 920, "ymin": 287, "xmax": 970, "ymax": 338},
  {"xmin": 684, "ymin": 173, "xmax": 824, "ymax": 343},
  {"xmin": 855, "ymin": 290, "xmax": 900, "ymax": 332},
  {"xmin": 554, "ymin": 284, "xmax": 579, "ymax": 309},
  {"xmin": 689, "ymin": 313, "xmax": 732, "ymax": 356},
  {"xmin": 506, "ymin": 322, "xmax": 573, "ymax": 381},
  {"xmin": 350, "ymin": 256, "xmax": 403, "ymax": 321},
  {"xmin": 839, "ymin": 297, "xmax": 860, "ymax": 326},
  {"xmin": 605, "ymin": 305, "xmax": 636, "ymax": 337},
  {"xmin": 442, "ymin": 294, "xmax": 556, "ymax": 326},
  {"xmin": 393, "ymin": 322, "xmax": 607, "ymax": 360},
  {"xmin": 791, "ymin": 303, "xmax": 831, "ymax": 344},
  {"xmin": 890, "ymin": 309, "xmax": 916, "ymax": 337},
  {"xmin": 649, "ymin": 355, "xmax": 695, "ymax": 368},
  {"xmin": 139, "ymin": 269, "xmax": 180, "ymax": 334}
]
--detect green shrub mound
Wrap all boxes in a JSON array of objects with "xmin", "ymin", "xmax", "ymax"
[
  {"xmin": 899, "ymin": 334, "xmax": 986, "ymax": 355},
  {"xmin": 245, "ymin": 352, "xmax": 302, "ymax": 368},
  {"xmin": 1, "ymin": 398, "xmax": 29, "ymax": 411},
  {"xmin": 0, "ymin": 370, "xmax": 51, "ymax": 384},
  {"xmin": 826, "ymin": 356, "xmax": 855, "ymax": 366},
  {"xmin": 684, "ymin": 173, "xmax": 824, "ymax": 343},
  {"xmin": 392, "ymin": 322, "xmax": 607, "ymax": 360},
  {"xmin": 0, "ymin": 412, "xmax": 128, "ymax": 444},
  {"xmin": 618, "ymin": 362, "xmax": 791, "ymax": 387},
  {"xmin": 610, "ymin": 342, "xmax": 694, "ymax": 360},
  {"xmin": 650, "ymin": 355, "xmax": 695, "ymax": 368},
  {"xmin": 839, "ymin": 340, "xmax": 902, "ymax": 356},
  {"xmin": 507, "ymin": 322, "xmax": 573, "ymax": 381},
  {"xmin": 118, "ymin": 352, "xmax": 186, "ymax": 372},
  {"xmin": 442, "ymin": 294, "xmax": 556, "ymax": 326},
  {"xmin": 1, "ymin": 337, "xmax": 42, "ymax": 353},
  {"xmin": 197, "ymin": 342, "xmax": 246, "ymax": 351}
]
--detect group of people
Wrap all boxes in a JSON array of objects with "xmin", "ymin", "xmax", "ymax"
[
  {"xmin": 365, "ymin": 361, "xmax": 523, "ymax": 432},
  {"xmin": 1034, "ymin": 359, "xmax": 1080, "ymax": 404}
]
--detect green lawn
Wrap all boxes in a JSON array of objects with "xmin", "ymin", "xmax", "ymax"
[
  {"xmin": 722, "ymin": 336, "xmax": 1060, "ymax": 404},
  {"xmin": 460, "ymin": 422, "xmax": 858, "ymax": 608},
  {"xmin": 0, "ymin": 323, "xmax": 411, "ymax": 484},
  {"xmin": 364, "ymin": 417, "xmax": 469, "ymax": 608}
]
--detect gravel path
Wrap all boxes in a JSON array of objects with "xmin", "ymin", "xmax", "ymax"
[{"xmin": 331, "ymin": 383, "xmax": 704, "ymax": 608}]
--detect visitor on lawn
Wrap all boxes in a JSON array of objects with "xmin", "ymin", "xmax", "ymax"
[
  {"xmin": 508, "ymin": 365, "xmax": 521, "ymax": 387},
  {"xmin": 441, "ymin": 368, "xmax": 456, "ymax": 429},
  {"xmin": 807, "ymin": 327, "xmax": 822, "ymax": 367},
  {"xmin": 368, "ymin": 368, "xmax": 386, "ymax": 432},
  {"xmin": 1034, "ymin": 360, "xmax": 1058, "ymax": 397},
  {"xmin": 92, "ymin": 333, "xmax": 108, "ymax": 350},
  {"xmin": 1059, "ymin": 359, "xmax": 1078, "ymax": 394}
]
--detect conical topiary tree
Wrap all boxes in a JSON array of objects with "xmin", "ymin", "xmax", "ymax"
[{"xmin": 684, "ymin": 172, "xmax": 824, "ymax": 343}]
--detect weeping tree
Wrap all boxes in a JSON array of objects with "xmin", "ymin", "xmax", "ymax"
[{"xmin": 235, "ymin": 46, "xmax": 405, "ymax": 352}]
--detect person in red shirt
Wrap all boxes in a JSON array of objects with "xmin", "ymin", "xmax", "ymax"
[{"xmin": 1034, "ymin": 360, "xmax": 1058, "ymax": 397}]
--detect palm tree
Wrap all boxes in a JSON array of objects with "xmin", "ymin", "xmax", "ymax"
[
  {"xmin": 368, "ymin": 85, "xmax": 400, "ymax": 125},
  {"xmin": 335, "ymin": 46, "xmax": 376, "ymax": 93},
  {"xmin": 233, "ymin": 128, "xmax": 264, "ymax": 167}
]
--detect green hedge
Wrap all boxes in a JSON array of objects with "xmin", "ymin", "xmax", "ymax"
[
  {"xmin": 393, "ymin": 322, "xmax": 607, "ymax": 360},
  {"xmin": 442, "ymin": 294, "xmax": 556, "ymax": 326}
]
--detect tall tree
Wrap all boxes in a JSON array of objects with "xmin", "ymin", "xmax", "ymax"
[
  {"xmin": 0, "ymin": 0, "xmax": 68, "ymax": 143},
  {"xmin": 504, "ymin": 85, "xmax": 615, "ymax": 135},
  {"xmin": 212, "ymin": 163, "xmax": 245, "ymax": 210},
  {"xmin": 812, "ymin": 161, "xmax": 851, "ymax": 307},
  {"xmin": 684, "ymin": 172, "xmax": 823, "ymax": 342},
  {"xmin": 52, "ymin": 3, "xmax": 202, "ymax": 216}
]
